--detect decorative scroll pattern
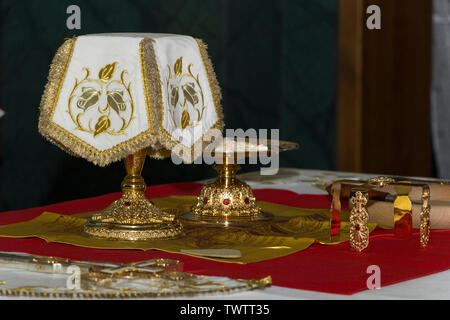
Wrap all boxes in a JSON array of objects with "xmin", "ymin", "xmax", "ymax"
[
  {"xmin": 68, "ymin": 63, "xmax": 134, "ymax": 138},
  {"xmin": 368, "ymin": 176, "xmax": 396, "ymax": 187},
  {"xmin": 349, "ymin": 190, "xmax": 369, "ymax": 252},
  {"xmin": 166, "ymin": 57, "xmax": 206, "ymax": 130},
  {"xmin": 0, "ymin": 256, "xmax": 271, "ymax": 298}
]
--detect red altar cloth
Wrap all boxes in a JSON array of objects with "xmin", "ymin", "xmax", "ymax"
[{"xmin": 0, "ymin": 182, "xmax": 449, "ymax": 295}]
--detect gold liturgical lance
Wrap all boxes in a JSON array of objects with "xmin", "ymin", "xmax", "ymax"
[{"xmin": 83, "ymin": 149, "xmax": 183, "ymax": 240}]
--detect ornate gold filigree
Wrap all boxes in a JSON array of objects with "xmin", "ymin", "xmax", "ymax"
[
  {"xmin": 68, "ymin": 62, "xmax": 134, "ymax": 138},
  {"xmin": 0, "ymin": 255, "xmax": 271, "ymax": 298},
  {"xmin": 368, "ymin": 176, "xmax": 396, "ymax": 187},
  {"xmin": 182, "ymin": 163, "xmax": 273, "ymax": 224},
  {"xmin": 182, "ymin": 140, "xmax": 298, "ymax": 224},
  {"xmin": 333, "ymin": 177, "xmax": 435, "ymax": 249},
  {"xmin": 420, "ymin": 185, "xmax": 431, "ymax": 248},
  {"xmin": 192, "ymin": 164, "xmax": 260, "ymax": 218},
  {"xmin": 0, "ymin": 276, "xmax": 271, "ymax": 299},
  {"xmin": 83, "ymin": 149, "xmax": 184, "ymax": 241},
  {"xmin": 349, "ymin": 190, "xmax": 369, "ymax": 252}
]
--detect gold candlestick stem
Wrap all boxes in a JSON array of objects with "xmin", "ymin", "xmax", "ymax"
[{"xmin": 83, "ymin": 149, "xmax": 183, "ymax": 241}]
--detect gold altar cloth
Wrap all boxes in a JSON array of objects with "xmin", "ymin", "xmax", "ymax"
[{"xmin": 0, "ymin": 196, "xmax": 377, "ymax": 264}]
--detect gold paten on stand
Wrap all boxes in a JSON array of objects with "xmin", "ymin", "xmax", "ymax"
[
  {"xmin": 83, "ymin": 149, "xmax": 183, "ymax": 241},
  {"xmin": 181, "ymin": 140, "xmax": 299, "ymax": 226},
  {"xmin": 182, "ymin": 162, "xmax": 273, "ymax": 225}
]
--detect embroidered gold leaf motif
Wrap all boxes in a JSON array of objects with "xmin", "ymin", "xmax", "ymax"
[
  {"xmin": 94, "ymin": 115, "xmax": 111, "ymax": 137},
  {"xmin": 99, "ymin": 62, "xmax": 117, "ymax": 83},
  {"xmin": 174, "ymin": 57, "xmax": 183, "ymax": 77},
  {"xmin": 68, "ymin": 63, "xmax": 135, "ymax": 138},
  {"xmin": 107, "ymin": 90, "xmax": 126, "ymax": 114},
  {"xmin": 77, "ymin": 87, "xmax": 100, "ymax": 111},
  {"xmin": 182, "ymin": 82, "xmax": 199, "ymax": 106},
  {"xmin": 165, "ymin": 57, "xmax": 206, "ymax": 130},
  {"xmin": 170, "ymin": 85, "xmax": 179, "ymax": 107},
  {"xmin": 181, "ymin": 110, "xmax": 190, "ymax": 129}
]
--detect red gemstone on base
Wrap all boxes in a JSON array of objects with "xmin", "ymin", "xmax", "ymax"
[{"xmin": 223, "ymin": 199, "xmax": 230, "ymax": 205}]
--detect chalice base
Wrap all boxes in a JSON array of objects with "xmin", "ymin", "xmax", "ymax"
[{"xmin": 83, "ymin": 192, "xmax": 183, "ymax": 241}]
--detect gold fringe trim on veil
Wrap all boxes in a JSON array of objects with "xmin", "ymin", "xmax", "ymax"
[
  {"xmin": 38, "ymin": 37, "xmax": 224, "ymax": 166},
  {"xmin": 38, "ymin": 38, "xmax": 160, "ymax": 167},
  {"xmin": 140, "ymin": 38, "xmax": 174, "ymax": 160},
  {"xmin": 155, "ymin": 38, "xmax": 224, "ymax": 163}
]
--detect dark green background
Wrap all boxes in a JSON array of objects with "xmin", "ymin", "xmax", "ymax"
[{"xmin": 0, "ymin": 0, "xmax": 338, "ymax": 211}]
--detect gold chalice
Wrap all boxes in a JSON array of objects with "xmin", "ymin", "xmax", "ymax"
[
  {"xmin": 83, "ymin": 148, "xmax": 183, "ymax": 241},
  {"xmin": 181, "ymin": 139, "xmax": 299, "ymax": 225}
]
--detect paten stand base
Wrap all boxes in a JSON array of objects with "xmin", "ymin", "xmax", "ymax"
[{"xmin": 181, "ymin": 163, "xmax": 274, "ymax": 226}]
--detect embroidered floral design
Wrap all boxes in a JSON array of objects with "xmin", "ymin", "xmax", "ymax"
[
  {"xmin": 166, "ymin": 57, "xmax": 205, "ymax": 129},
  {"xmin": 68, "ymin": 62, "xmax": 134, "ymax": 138}
]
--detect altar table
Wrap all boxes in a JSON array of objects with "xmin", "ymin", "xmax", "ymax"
[{"xmin": 0, "ymin": 168, "xmax": 449, "ymax": 300}]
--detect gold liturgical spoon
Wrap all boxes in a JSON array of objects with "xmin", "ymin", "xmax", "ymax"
[
  {"xmin": 83, "ymin": 149, "xmax": 183, "ymax": 241},
  {"xmin": 181, "ymin": 139, "xmax": 299, "ymax": 226}
]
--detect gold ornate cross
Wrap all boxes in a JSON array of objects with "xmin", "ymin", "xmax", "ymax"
[
  {"xmin": 350, "ymin": 190, "xmax": 369, "ymax": 252},
  {"xmin": 351, "ymin": 191, "xmax": 368, "ymax": 212}
]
